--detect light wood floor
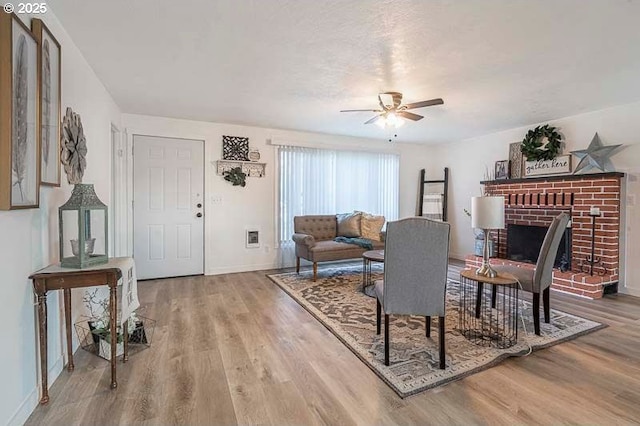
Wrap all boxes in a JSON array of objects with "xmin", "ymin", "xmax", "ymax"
[{"xmin": 26, "ymin": 260, "xmax": 640, "ymax": 425}]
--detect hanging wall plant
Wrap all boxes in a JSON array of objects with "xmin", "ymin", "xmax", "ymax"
[
  {"xmin": 223, "ymin": 167, "xmax": 247, "ymax": 187},
  {"xmin": 520, "ymin": 124, "xmax": 563, "ymax": 161}
]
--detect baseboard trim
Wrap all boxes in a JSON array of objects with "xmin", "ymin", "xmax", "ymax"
[
  {"xmin": 7, "ymin": 387, "xmax": 38, "ymax": 426},
  {"xmin": 206, "ymin": 262, "xmax": 278, "ymax": 275},
  {"xmin": 449, "ymin": 252, "xmax": 467, "ymax": 262},
  {"xmin": 8, "ymin": 355, "xmax": 63, "ymax": 426},
  {"xmin": 620, "ymin": 286, "xmax": 640, "ymax": 297}
]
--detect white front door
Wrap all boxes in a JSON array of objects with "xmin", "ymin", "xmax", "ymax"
[{"xmin": 133, "ymin": 135, "xmax": 204, "ymax": 279}]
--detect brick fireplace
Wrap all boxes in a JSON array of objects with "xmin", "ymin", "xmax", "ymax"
[{"xmin": 464, "ymin": 172, "xmax": 624, "ymax": 299}]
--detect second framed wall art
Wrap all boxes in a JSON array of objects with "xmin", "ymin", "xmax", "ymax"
[{"xmin": 32, "ymin": 18, "xmax": 61, "ymax": 187}]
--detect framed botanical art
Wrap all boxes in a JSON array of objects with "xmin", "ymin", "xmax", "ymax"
[
  {"xmin": 32, "ymin": 18, "xmax": 61, "ymax": 187},
  {"xmin": 0, "ymin": 13, "xmax": 40, "ymax": 209}
]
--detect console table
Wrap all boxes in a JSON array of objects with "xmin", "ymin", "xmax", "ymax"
[{"xmin": 29, "ymin": 257, "xmax": 137, "ymax": 404}]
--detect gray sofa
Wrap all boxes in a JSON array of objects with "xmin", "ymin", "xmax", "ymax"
[{"xmin": 292, "ymin": 215, "xmax": 385, "ymax": 281}]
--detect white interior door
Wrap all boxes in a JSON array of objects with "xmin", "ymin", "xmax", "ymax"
[{"xmin": 133, "ymin": 135, "xmax": 204, "ymax": 279}]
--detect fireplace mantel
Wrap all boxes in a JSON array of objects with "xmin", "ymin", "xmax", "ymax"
[{"xmin": 481, "ymin": 171, "xmax": 624, "ymax": 185}]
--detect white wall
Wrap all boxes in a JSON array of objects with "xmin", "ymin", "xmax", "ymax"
[
  {"xmin": 428, "ymin": 101, "xmax": 640, "ymax": 296},
  {"xmin": 0, "ymin": 10, "xmax": 121, "ymax": 426},
  {"xmin": 122, "ymin": 114, "xmax": 435, "ymax": 274}
]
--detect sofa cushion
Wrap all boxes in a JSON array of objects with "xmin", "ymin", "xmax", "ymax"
[
  {"xmin": 336, "ymin": 212, "xmax": 361, "ymax": 237},
  {"xmin": 294, "ymin": 215, "xmax": 337, "ymax": 240},
  {"xmin": 360, "ymin": 212, "xmax": 385, "ymax": 241},
  {"xmin": 309, "ymin": 240, "xmax": 359, "ymax": 253}
]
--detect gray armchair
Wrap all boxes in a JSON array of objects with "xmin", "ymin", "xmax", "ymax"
[
  {"xmin": 375, "ymin": 217, "xmax": 450, "ymax": 368},
  {"xmin": 494, "ymin": 212, "xmax": 570, "ymax": 335}
]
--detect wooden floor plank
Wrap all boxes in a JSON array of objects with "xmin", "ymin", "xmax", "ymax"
[{"xmin": 25, "ymin": 260, "xmax": 640, "ymax": 425}]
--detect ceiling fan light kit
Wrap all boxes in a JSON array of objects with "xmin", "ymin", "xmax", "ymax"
[
  {"xmin": 341, "ymin": 92, "xmax": 444, "ymax": 130},
  {"xmin": 376, "ymin": 112, "xmax": 405, "ymax": 129}
]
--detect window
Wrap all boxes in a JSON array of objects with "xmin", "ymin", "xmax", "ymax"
[{"xmin": 277, "ymin": 145, "xmax": 399, "ymax": 252}]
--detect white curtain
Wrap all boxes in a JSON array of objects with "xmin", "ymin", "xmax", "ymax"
[{"xmin": 277, "ymin": 145, "xmax": 399, "ymax": 266}]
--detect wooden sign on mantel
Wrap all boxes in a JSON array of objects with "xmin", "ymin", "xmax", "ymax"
[{"xmin": 524, "ymin": 155, "xmax": 572, "ymax": 177}]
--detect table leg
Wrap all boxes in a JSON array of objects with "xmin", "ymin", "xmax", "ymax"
[
  {"xmin": 122, "ymin": 319, "xmax": 129, "ymax": 363},
  {"xmin": 362, "ymin": 257, "xmax": 366, "ymax": 288},
  {"xmin": 475, "ymin": 282, "xmax": 484, "ymax": 319},
  {"xmin": 36, "ymin": 289, "xmax": 49, "ymax": 404},
  {"xmin": 63, "ymin": 289, "xmax": 74, "ymax": 371},
  {"xmin": 109, "ymin": 282, "xmax": 118, "ymax": 389}
]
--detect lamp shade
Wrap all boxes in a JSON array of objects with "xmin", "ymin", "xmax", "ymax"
[{"xmin": 471, "ymin": 196, "xmax": 505, "ymax": 229}]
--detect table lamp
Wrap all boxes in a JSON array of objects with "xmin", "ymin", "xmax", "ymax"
[{"xmin": 471, "ymin": 196, "xmax": 505, "ymax": 278}]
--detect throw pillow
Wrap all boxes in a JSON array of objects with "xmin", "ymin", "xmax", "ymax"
[
  {"xmin": 359, "ymin": 212, "xmax": 385, "ymax": 241},
  {"xmin": 336, "ymin": 212, "xmax": 362, "ymax": 237}
]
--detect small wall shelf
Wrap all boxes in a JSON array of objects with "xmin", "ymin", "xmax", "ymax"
[{"xmin": 214, "ymin": 160, "xmax": 266, "ymax": 177}]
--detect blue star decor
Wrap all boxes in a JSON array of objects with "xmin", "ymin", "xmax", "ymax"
[{"xmin": 571, "ymin": 133, "xmax": 623, "ymax": 174}]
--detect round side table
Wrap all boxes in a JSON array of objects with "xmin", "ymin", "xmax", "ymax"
[
  {"xmin": 362, "ymin": 250, "xmax": 384, "ymax": 297},
  {"xmin": 458, "ymin": 269, "xmax": 519, "ymax": 349}
]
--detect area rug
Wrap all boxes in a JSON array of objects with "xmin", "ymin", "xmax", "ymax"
[{"xmin": 267, "ymin": 265, "xmax": 605, "ymax": 398}]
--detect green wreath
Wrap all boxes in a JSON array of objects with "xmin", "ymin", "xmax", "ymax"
[{"xmin": 520, "ymin": 124, "xmax": 563, "ymax": 161}]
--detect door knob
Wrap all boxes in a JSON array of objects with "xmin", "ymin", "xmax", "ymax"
[
  {"xmin": 196, "ymin": 212, "xmax": 203, "ymax": 218},
  {"xmin": 197, "ymin": 203, "xmax": 202, "ymax": 208}
]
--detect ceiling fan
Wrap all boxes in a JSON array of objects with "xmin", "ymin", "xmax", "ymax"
[{"xmin": 340, "ymin": 92, "xmax": 444, "ymax": 127}]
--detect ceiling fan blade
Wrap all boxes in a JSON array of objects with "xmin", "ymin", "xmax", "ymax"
[
  {"xmin": 390, "ymin": 92, "xmax": 403, "ymax": 108},
  {"xmin": 378, "ymin": 94, "xmax": 390, "ymax": 110},
  {"xmin": 403, "ymin": 98, "xmax": 444, "ymax": 110},
  {"xmin": 397, "ymin": 111, "xmax": 424, "ymax": 121},
  {"xmin": 340, "ymin": 109, "xmax": 382, "ymax": 113},
  {"xmin": 365, "ymin": 115, "xmax": 381, "ymax": 124}
]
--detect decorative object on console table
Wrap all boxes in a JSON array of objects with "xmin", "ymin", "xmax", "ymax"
[
  {"xmin": 523, "ymin": 154, "xmax": 571, "ymax": 177},
  {"xmin": 222, "ymin": 166, "xmax": 246, "ymax": 187},
  {"xmin": 32, "ymin": 19, "xmax": 62, "ymax": 187},
  {"xmin": 60, "ymin": 107, "xmax": 88, "ymax": 185},
  {"xmin": 494, "ymin": 160, "xmax": 510, "ymax": 180},
  {"xmin": 222, "ymin": 135, "xmax": 249, "ymax": 161},
  {"xmin": 0, "ymin": 12, "xmax": 40, "ymax": 210},
  {"xmin": 471, "ymin": 196, "xmax": 505, "ymax": 278},
  {"xmin": 59, "ymin": 183, "xmax": 108, "ymax": 268},
  {"xmin": 571, "ymin": 133, "xmax": 623, "ymax": 174},
  {"xmin": 508, "ymin": 142, "xmax": 523, "ymax": 178}
]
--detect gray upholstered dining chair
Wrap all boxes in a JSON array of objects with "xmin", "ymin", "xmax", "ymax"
[
  {"xmin": 493, "ymin": 212, "xmax": 570, "ymax": 335},
  {"xmin": 375, "ymin": 217, "xmax": 450, "ymax": 368}
]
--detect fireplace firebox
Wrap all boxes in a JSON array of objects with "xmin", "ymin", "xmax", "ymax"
[{"xmin": 506, "ymin": 224, "xmax": 571, "ymax": 270}]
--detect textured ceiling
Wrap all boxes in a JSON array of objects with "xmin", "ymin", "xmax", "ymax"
[{"xmin": 49, "ymin": 0, "xmax": 640, "ymax": 143}]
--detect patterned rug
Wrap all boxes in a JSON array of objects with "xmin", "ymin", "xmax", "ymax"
[{"xmin": 267, "ymin": 265, "xmax": 605, "ymax": 398}]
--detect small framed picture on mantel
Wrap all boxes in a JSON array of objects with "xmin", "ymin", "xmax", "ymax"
[
  {"xmin": 524, "ymin": 155, "xmax": 572, "ymax": 177},
  {"xmin": 495, "ymin": 160, "xmax": 510, "ymax": 180}
]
